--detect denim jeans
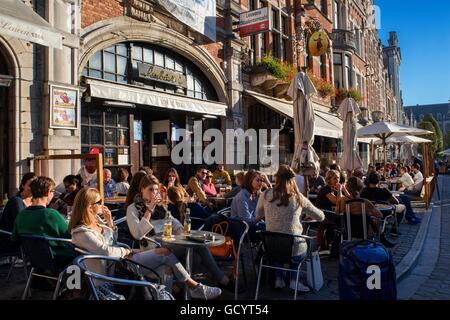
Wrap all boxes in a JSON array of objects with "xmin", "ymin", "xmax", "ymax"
[
  {"xmin": 274, "ymin": 254, "xmax": 306, "ymax": 282},
  {"xmin": 398, "ymin": 194, "xmax": 416, "ymax": 218}
]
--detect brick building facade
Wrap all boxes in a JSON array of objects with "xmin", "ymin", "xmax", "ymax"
[{"xmin": 0, "ymin": 0, "xmax": 405, "ymax": 195}]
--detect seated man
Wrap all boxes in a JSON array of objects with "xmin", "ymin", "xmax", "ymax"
[
  {"xmin": 361, "ymin": 172, "xmax": 406, "ymax": 234},
  {"xmin": 103, "ymin": 168, "xmax": 116, "ymax": 198},
  {"xmin": 309, "ymin": 171, "xmax": 326, "ymax": 194},
  {"xmin": 405, "ymin": 164, "xmax": 423, "ymax": 196},
  {"xmin": 224, "ymin": 171, "xmax": 244, "ymax": 199},
  {"xmin": 11, "ymin": 176, "xmax": 75, "ymax": 267},
  {"xmin": 212, "ymin": 164, "xmax": 232, "ymax": 186},
  {"xmin": 186, "ymin": 165, "xmax": 212, "ymax": 208}
]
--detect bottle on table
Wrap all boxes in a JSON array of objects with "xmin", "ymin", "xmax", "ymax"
[
  {"xmin": 183, "ymin": 208, "xmax": 191, "ymax": 235},
  {"xmin": 163, "ymin": 209, "xmax": 173, "ymax": 240}
]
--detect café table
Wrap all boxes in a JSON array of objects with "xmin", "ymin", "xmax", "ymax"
[
  {"xmin": 153, "ymin": 230, "xmax": 225, "ymax": 300},
  {"xmin": 104, "ymin": 196, "xmax": 126, "ymax": 204}
]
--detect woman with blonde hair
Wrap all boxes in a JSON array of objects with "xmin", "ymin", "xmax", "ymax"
[
  {"xmin": 127, "ymin": 177, "xmax": 234, "ymax": 292},
  {"xmin": 255, "ymin": 164, "xmax": 324, "ymax": 292},
  {"xmin": 70, "ymin": 187, "xmax": 221, "ymax": 300}
]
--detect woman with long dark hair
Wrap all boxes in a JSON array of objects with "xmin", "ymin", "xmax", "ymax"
[
  {"xmin": 125, "ymin": 171, "xmax": 147, "ymax": 208},
  {"xmin": 126, "ymin": 175, "xmax": 234, "ymax": 292},
  {"xmin": 0, "ymin": 172, "xmax": 37, "ymax": 231},
  {"xmin": 230, "ymin": 169, "xmax": 269, "ymax": 240},
  {"xmin": 256, "ymin": 164, "xmax": 324, "ymax": 292}
]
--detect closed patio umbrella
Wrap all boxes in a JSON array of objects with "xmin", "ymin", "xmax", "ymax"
[
  {"xmin": 287, "ymin": 71, "xmax": 318, "ymax": 194},
  {"xmin": 338, "ymin": 97, "xmax": 363, "ymax": 172}
]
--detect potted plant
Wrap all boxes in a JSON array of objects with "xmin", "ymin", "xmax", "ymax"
[
  {"xmin": 334, "ymin": 87, "xmax": 363, "ymax": 103},
  {"xmin": 307, "ymin": 71, "xmax": 335, "ymax": 98}
]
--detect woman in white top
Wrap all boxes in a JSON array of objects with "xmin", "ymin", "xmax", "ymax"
[
  {"xmin": 69, "ymin": 187, "xmax": 221, "ymax": 299},
  {"xmin": 126, "ymin": 174, "xmax": 235, "ymax": 292},
  {"xmin": 115, "ymin": 168, "xmax": 130, "ymax": 196},
  {"xmin": 398, "ymin": 166, "xmax": 414, "ymax": 191},
  {"xmin": 256, "ymin": 164, "xmax": 325, "ymax": 292}
]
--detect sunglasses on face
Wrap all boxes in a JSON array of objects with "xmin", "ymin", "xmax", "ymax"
[
  {"xmin": 201, "ymin": 171, "xmax": 208, "ymax": 175},
  {"xmin": 168, "ymin": 175, "xmax": 176, "ymax": 178}
]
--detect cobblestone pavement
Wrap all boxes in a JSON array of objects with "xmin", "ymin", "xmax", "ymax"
[{"xmin": 409, "ymin": 175, "xmax": 450, "ymax": 300}]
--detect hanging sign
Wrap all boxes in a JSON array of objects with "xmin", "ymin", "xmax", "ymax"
[
  {"xmin": 239, "ymin": 7, "xmax": 270, "ymax": 37},
  {"xmin": 308, "ymin": 31, "xmax": 329, "ymax": 56}
]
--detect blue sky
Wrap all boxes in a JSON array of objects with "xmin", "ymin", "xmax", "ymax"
[{"xmin": 376, "ymin": 0, "xmax": 450, "ymax": 106}]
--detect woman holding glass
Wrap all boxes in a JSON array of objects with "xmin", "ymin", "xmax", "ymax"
[
  {"xmin": 70, "ymin": 186, "xmax": 221, "ymax": 299},
  {"xmin": 126, "ymin": 175, "xmax": 236, "ymax": 292}
]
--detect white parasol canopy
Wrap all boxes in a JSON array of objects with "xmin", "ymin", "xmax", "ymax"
[
  {"xmin": 357, "ymin": 121, "xmax": 433, "ymax": 164},
  {"xmin": 373, "ymin": 135, "xmax": 433, "ymax": 145}
]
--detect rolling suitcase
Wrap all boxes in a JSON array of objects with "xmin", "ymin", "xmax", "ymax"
[
  {"xmin": 338, "ymin": 199, "xmax": 397, "ymax": 300},
  {"xmin": 338, "ymin": 239, "xmax": 397, "ymax": 300}
]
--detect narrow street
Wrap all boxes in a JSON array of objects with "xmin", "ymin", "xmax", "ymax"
[{"xmin": 397, "ymin": 175, "xmax": 450, "ymax": 299}]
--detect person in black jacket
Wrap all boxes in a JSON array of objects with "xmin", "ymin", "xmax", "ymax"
[{"xmin": 0, "ymin": 172, "xmax": 37, "ymax": 232}]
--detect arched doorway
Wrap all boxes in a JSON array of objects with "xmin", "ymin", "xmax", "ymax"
[{"xmin": 0, "ymin": 48, "xmax": 13, "ymax": 199}]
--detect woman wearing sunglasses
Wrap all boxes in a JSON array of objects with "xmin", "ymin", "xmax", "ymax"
[
  {"xmin": 127, "ymin": 175, "xmax": 234, "ymax": 293},
  {"xmin": 202, "ymin": 171, "xmax": 218, "ymax": 197},
  {"xmin": 70, "ymin": 186, "xmax": 221, "ymax": 300}
]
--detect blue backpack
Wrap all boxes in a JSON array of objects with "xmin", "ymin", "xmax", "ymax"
[{"xmin": 339, "ymin": 240, "xmax": 397, "ymax": 300}]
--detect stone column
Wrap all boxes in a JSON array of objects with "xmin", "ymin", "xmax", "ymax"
[
  {"xmin": 224, "ymin": 40, "xmax": 245, "ymax": 172},
  {"xmin": 43, "ymin": 0, "xmax": 80, "ymax": 184}
]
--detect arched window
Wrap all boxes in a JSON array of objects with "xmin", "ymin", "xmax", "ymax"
[{"xmin": 82, "ymin": 42, "xmax": 218, "ymax": 101}]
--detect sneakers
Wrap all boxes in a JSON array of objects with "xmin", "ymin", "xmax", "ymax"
[
  {"xmin": 190, "ymin": 283, "xmax": 222, "ymax": 300},
  {"xmin": 406, "ymin": 216, "xmax": 421, "ymax": 224},
  {"xmin": 274, "ymin": 277, "xmax": 285, "ymax": 289},
  {"xmin": 380, "ymin": 234, "xmax": 396, "ymax": 248},
  {"xmin": 289, "ymin": 280, "xmax": 310, "ymax": 292}
]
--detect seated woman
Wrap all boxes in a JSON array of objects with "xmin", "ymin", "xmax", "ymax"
[
  {"xmin": 126, "ymin": 175, "xmax": 235, "ymax": 292},
  {"xmin": 0, "ymin": 172, "xmax": 37, "ymax": 232},
  {"xmin": 115, "ymin": 168, "xmax": 130, "ymax": 196},
  {"xmin": 50, "ymin": 174, "xmax": 81, "ymax": 218},
  {"xmin": 125, "ymin": 171, "xmax": 148, "ymax": 209},
  {"xmin": 315, "ymin": 170, "xmax": 349, "ymax": 249},
  {"xmin": 202, "ymin": 171, "xmax": 217, "ymax": 197},
  {"xmin": 70, "ymin": 187, "xmax": 221, "ymax": 300},
  {"xmin": 162, "ymin": 168, "xmax": 189, "ymax": 196},
  {"xmin": 167, "ymin": 186, "xmax": 210, "ymax": 223},
  {"xmin": 256, "ymin": 165, "xmax": 324, "ymax": 292},
  {"xmin": 230, "ymin": 169, "xmax": 266, "ymax": 241}
]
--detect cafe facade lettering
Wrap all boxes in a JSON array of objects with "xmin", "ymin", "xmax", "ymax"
[{"xmin": 138, "ymin": 62, "xmax": 188, "ymax": 88}]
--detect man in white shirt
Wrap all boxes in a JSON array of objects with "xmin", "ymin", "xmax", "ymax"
[
  {"xmin": 398, "ymin": 166, "xmax": 414, "ymax": 191},
  {"xmin": 405, "ymin": 164, "xmax": 423, "ymax": 196}
]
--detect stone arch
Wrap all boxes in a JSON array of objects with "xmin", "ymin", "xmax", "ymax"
[
  {"xmin": 79, "ymin": 16, "xmax": 227, "ymax": 103},
  {"xmin": 0, "ymin": 36, "xmax": 21, "ymax": 195}
]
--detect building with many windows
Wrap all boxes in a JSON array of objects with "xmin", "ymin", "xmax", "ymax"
[
  {"xmin": 0, "ymin": 0, "xmax": 406, "ymax": 195},
  {"xmin": 404, "ymin": 102, "xmax": 450, "ymax": 137}
]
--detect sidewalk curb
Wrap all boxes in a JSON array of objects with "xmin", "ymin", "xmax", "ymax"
[{"xmin": 395, "ymin": 204, "xmax": 433, "ymax": 282}]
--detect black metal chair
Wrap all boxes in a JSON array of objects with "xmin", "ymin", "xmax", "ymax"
[
  {"xmin": 255, "ymin": 231, "xmax": 315, "ymax": 300},
  {"xmin": 0, "ymin": 229, "xmax": 27, "ymax": 281},
  {"xmin": 341, "ymin": 199, "xmax": 381, "ymax": 242},
  {"xmin": 74, "ymin": 255, "xmax": 173, "ymax": 300},
  {"xmin": 19, "ymin": 234, "xmax": 76, "ymax": 300}
]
